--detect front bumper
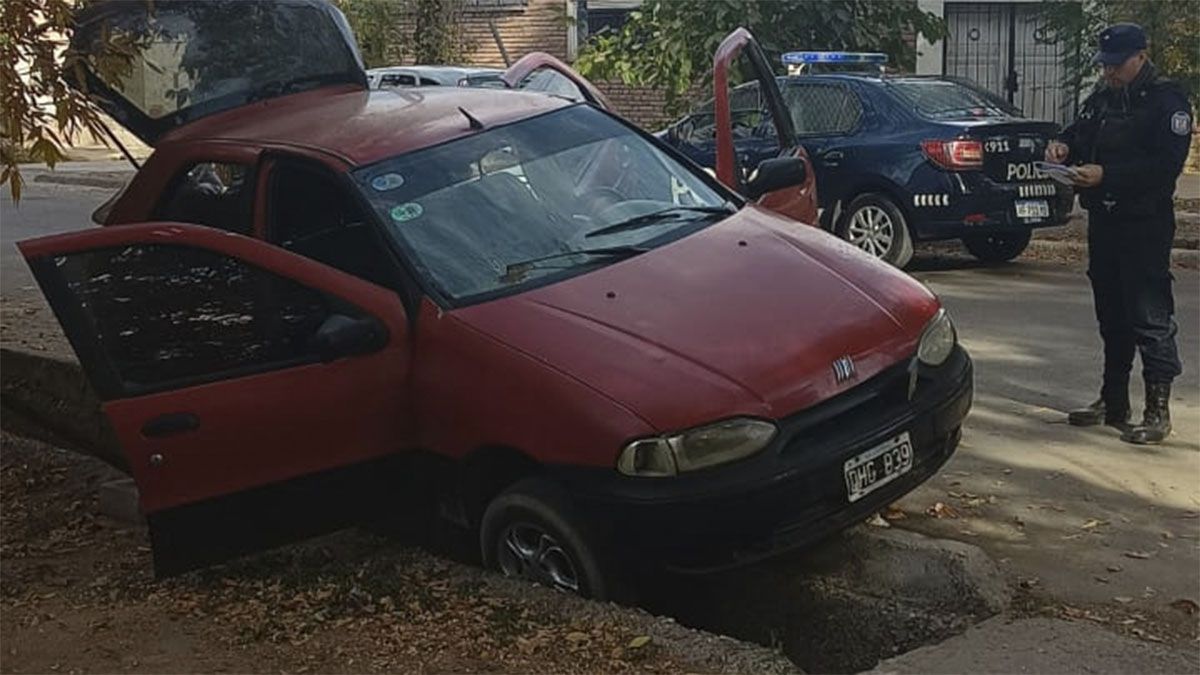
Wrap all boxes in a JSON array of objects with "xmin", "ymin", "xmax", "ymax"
[
  {"xmin": 908, "ymin": 173, "xmax": 1074, "ymax": 241},
  {"xmin": 550, "ymin": 346, "xmax": 973, "ymax": 572}
]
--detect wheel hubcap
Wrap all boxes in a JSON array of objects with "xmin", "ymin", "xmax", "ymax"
[
  {"xmin": 496, "ymin": 523, "xmax": 580, "ymax": 593},
  {"xmin": 846, "ymin": 206, "xmax": 894, "ymax": 258}
]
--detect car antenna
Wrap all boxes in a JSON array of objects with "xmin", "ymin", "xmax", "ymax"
[{"xmin": 458, "ymin": 106, "xmax": 485, "ymax": 131}]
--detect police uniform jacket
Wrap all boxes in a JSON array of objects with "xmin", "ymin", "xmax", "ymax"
[{"xmin": 1059, "ymin": 63, "xmax": 1193, "ymax": 217}]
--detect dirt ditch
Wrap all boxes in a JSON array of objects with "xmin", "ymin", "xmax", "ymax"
[{"xmin": 1, "ymin": 428, "xmax": 1028, "ymax": 674}]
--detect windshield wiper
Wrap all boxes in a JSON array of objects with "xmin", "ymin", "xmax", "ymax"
[
  {"xmin": 501, "ymin": 245, "xmax": 648, "ymax": 283},
  {"xmin": 582, "ymin": 204, "xmax": 735, "ymax": 239}
]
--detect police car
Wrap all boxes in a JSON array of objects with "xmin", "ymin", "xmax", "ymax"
[{"xmin": 658, "ymin": 51, "xmax": 1074, "ymax": 267}]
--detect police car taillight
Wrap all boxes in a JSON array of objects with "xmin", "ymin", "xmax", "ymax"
[{"xmin": 921, "ymin": 139, "xmax": 983, "ymax": 171}]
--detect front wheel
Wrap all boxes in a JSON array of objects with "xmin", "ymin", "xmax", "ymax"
[
  {"xmin": 962, "ymin": 230, "xmax": 1032, "ymax": 263},
  {"xmin": 836, "ymin": 193, "xmax": 914, "ymax": 268},
  {"xmin": 480, "ymin": 478, "xmax": 627, "ymax": 602}
]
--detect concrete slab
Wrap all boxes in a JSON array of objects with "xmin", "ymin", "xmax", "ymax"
[
  {"xmin": 97, "ymin": 478, "xmax": 143, "ymax": 524},
  {"xmin": 870, "ymin": 616, "xmax": 1200, "ymax": 674}
]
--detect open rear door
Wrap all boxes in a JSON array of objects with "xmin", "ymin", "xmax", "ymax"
[
  {"xmin": 502, "ymin": 52, "xmax": 613, "ymax": 110},
  {"xmin": 19, "ymin": 223, "xmax": 409, "ymax": 576},
  {"xmin": 67, "ymin": 0, "xmax": 368, "ymax": 146},
  {"xmin": 713, "ymin": 28, "xmax": 818, "ymax": 224}
]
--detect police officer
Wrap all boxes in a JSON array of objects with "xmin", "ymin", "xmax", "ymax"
[{"xmin": 1046, "ymin": 23, "xmax": 1192, "ymax": 445}]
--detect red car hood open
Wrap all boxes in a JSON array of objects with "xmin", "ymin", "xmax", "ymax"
[{"xmin": 454, "ymin": 206, "xmax": 941, "ymax": 432}]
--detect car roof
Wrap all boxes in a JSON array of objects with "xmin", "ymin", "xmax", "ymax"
[
  {"xmin": 161, "ymin": 85, "xmax": 572, "ymax": 167},
  {"xmin": 368, "ymin": 65, "xmax": 504, "ymax": 81},
  {"xmin": 783, "ymin": 73, "xmax": 970, "ymax": 85}
]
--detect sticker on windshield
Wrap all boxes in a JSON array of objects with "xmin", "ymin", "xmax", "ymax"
[
  {"xmin": 390, "ymin": 202, "xmax": 423, "ymax": 222},
  {"xmin": 371, "ymin": 173, "xmax": 406, "ymax": 191}
]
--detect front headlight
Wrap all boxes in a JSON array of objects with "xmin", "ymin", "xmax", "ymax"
[
  {"xmin": 617, "ymin": 417, "xmax": 777, "ymax": 477},
  {"xmin": 917, "ymin": 308, "xmax": 957, "ymax": 366}
]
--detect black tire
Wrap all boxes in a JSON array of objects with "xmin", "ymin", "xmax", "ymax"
[
  {"xmin": 480, "ymin": 478, "xmax": 627, "ymax": 602},
  {"xmin": 962, "ymin": 230, "xmax": 1032, "ymax": 263},
  {"xmin": 836, "ymin": 193, "xmax": 914, "ymax": 268}
]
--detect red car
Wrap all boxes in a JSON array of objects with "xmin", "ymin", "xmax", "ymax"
[{"xmin": 20, "ymin": 1, "xmax": 971, "ymax": 599}]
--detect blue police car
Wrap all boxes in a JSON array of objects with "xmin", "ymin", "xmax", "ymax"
[{"xmin": 657, "ymin": 52, "xmax": 1073, "ymax": 267}]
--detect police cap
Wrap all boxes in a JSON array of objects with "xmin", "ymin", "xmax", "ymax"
[{"xmin": 1093, "ymin": 23, "xmax": 1147, "ymax": 66}]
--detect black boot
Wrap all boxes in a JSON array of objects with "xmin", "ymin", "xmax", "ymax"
[
  {"xmin": 1068, "ymin": 382, "xmax": 1130, "ymax": 428},
  {"xmin": 1122, "ymin": 383, "xmax": 1172, "ymax": 445}
]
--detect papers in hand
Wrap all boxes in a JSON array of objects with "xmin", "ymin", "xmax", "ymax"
[{"xmin": 1034, "ymin": 161, "xmax": 1082, "ymax": 186}]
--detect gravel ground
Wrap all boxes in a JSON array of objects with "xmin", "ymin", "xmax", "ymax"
[{"xmin": 0, "ymin": 432, "xmax": 796, "ymax": 675}]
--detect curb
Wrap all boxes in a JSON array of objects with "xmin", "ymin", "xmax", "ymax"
[
  {"xmin": 0, "ymin": 347, "xmax": 124, "ymax": 471},
  {"xmin": 1027, "ymin": 238, "xmax": 1200, "ymax": 269},
  {"xmin": 31, "ymin": 173, "xmax": 130, "ymax": 189}
]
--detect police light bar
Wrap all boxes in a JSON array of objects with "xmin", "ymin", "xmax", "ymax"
[{"xmin": 781, "ymin": 51, "xmax": 889, "ymax": 65}]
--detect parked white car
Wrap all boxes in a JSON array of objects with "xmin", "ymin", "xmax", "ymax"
[{"xmin": 367, "ymin": 65, "xmax": 506, "ymax": 89}]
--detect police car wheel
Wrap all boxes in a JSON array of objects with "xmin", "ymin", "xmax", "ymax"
[
  {"xmin": 962, "ymin": 230, "xmax": 1031, "ymax": 263},
  {"xmin": 837, "ymin": 194, "xmax": 913, "ymax": 268}
]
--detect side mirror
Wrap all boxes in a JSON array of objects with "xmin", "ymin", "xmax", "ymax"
[
  {"xmin": 744, "ymin": 157, "xmax": 807, "ymax": 200},
  {"xmin": 310, "ymin": 314, "xmax": 387, "ymax": 363}
]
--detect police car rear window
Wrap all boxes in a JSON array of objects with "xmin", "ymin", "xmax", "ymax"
[{"xmin": 888, "ymin": 80, "xmax": 1021, "ymax": 120}]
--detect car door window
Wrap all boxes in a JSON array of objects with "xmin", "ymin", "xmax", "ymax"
[
  {"xmin": 682, "ymin": 80, "xmax": 768, "ymax": 143},
  {"xmin": 268, "ymin": 162, "xmax": 397, "ymax": 289},
  {"xmin": 784, "ymin": 84, "xmax": 863, "ymax": 136},
  {"xmin": 51, "ymin": 243, "xmax": 351, "ymax": 396},
  {"xmin": 157, "ymin": 162, "xmax": 253, "ymax": 234},
  {"xmin": 379, "ymin": 73, "xmax": 417, "ymax": 87}
]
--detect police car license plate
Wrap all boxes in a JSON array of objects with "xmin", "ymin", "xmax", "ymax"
[
  {"xmin": 843, "ymin": 432, "xmax": 913, "ymax": 503},
  {"xmin": 1015, "ymin": 199, "xmax": 1050, "ymax": 219}
]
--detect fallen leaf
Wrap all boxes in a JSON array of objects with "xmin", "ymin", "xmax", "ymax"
[
  {"xmin": 1169, "ymin": 599, "xmax": 1199, "ymax": 615},
  {"xmin": 927, "ymin": 502, "xmax": 959, "ymax": 519},
  {"xmin": 628, "ymin": 636, "xmax": 651, "ymax": 649},
  {"xmin": 1019, "ymin": 577, "xmax": 1040, "ymax": 589},
  {"xmin": 866, "ymin": 514, "xmax": 890, "ymax": 528},
  {"xmin": 1002, "ymin": 468, "xmax": 1013, "ymax": 475},
  {"xmin": 883, "ymin": 505, "xmax": 907, "ymax": 521},
  {"xmin": 1094, "ymin": 576, "xmax": 1110, "ymax": 584},
  {"xmin": 565, "ymin": 632, "xmax": 588, "ymax": 643},
  {"xmin": 1106, "ymin": 565, "xmax": 1124, "ymax": 573},
  {"xmin": 1082, "ymin": 519, "xmax": 1109, "ymax": 530},
  {"xmin": 1160, "ymin": 531, "xmax": 1175, "ymax": 540},
  {"xmin": 1013, "ymin": 516, "xmax": 1026, "ymax": 528},
  {"xmin": 1113, "ymin": 596, "xmax": 1134, "ymax": 604},
  {"xmin": 1124, "ymin": 550, "xmax": 1152, "ymax": 560}
]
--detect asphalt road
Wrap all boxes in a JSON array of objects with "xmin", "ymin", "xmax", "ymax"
[{"xmin": 3, "ymin": 179, "xmax": 1198, "ymax": 623}]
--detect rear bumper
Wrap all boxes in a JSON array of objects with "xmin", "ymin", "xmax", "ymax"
[
  {"xmin": 550, "ymin": 346, "xmax": 973, "ymax": 572},
  {"xmin": 907, "ymin": 174, "xmax": 1074, "ymax": 241}
]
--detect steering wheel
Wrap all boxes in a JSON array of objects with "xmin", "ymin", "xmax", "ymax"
[{"xmin": 579, "ymin": 186, "xmax": 625, "ymax": 216}]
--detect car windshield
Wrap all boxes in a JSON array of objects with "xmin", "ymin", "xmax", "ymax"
[
  {"xmin": 887, "ymin": 79, "xmax": 1022, "ymax": 120},
  {"xmin": 353, "ymin": 105, "xmax": 732, "ymax": 304}
]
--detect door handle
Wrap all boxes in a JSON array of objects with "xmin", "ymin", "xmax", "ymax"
[
  {"xmin": 820, "ymin": 150, "xmax": 844, "ymax": 163},
  {"xmin": 142, "ymin": 412, "xmax": 200, "ymax": 438}
]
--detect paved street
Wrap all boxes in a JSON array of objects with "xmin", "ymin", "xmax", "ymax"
[
  {"xmin": 903, "ymin": 260, "xmax": 1200, "ymax": 616},
  {"xmin": 2, "ymin": 179, "xmax": 1198, "ymax": 653}
]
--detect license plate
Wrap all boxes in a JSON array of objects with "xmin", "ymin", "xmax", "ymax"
[
  {"xmin": 843, "ymin": 432, "xmax": 914, "ymax": 503},
  {"xmin": 1015, "ymin": 199, "xmax": 1049, "ymax": 219}
]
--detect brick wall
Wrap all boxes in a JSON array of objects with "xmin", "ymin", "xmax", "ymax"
[
  {"xmin": 387, "ymin": 0, "xmax": 569, "ymax": 67},
  {"xmin": 595, "ymin": 81, "xmax": 675, "ymax": 129}
]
